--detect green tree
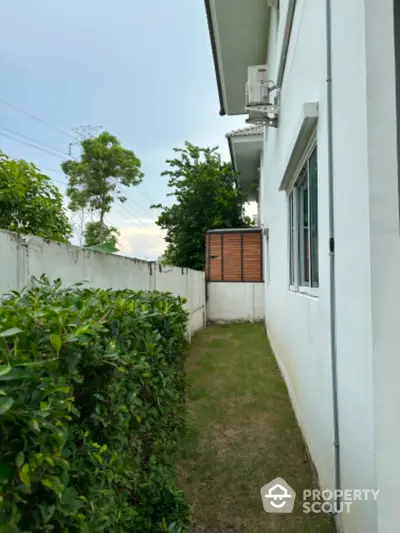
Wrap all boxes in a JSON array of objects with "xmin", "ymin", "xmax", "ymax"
[
  {"xmin": 83, "ymin": 220, "xmax": 119, "ymax": 248},
  {"xmin": 61, "ymin": 131, "xmax": 143, "ymax": 247},
  {"xmin": 152, "ymin": 143, "xmax": 252, "ymax": 270},
  {"xmin": 0, "ymin": 151, "xmax": 72, "ymax": 242},
  {"xmin": 157, "ymin": 252, "xmax": 171, "ymax": 265}
]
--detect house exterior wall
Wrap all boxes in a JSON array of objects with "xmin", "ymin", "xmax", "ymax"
[
  {"xmin": 362, "ymin": 1, "xmax": 400, "ymax": 530},
  {"xmin": 262, "ymin": 0, "xmax": 336, "ymax": 502},
  {"xmin": 260, "ymin": 0, "xmax": 400, "ymax": 532}
]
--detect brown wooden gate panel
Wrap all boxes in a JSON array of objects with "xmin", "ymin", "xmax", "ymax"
[
  {"xmin": 206, "ymin": 229, "xmax": 263, "ymax": 282},
  {"xmin": 242, "ymin": 231, "xmax": 262, "ymax": 281},
  {"xmin": 207, "ymin": 232, "xmax": 222, "ymax": 281},
  {"xmin": 222, "ymin": 232, "xmax": 242, "ymax": 281}
]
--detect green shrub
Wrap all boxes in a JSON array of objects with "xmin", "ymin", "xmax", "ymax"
[{"xmin": 0, "ymin": 277, "xmax": 190, "ymax": 533}]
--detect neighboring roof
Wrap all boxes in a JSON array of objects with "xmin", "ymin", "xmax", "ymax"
[
  {"xmin": 226, "ymin": 124, "xmax": 263, "ymax": 201},
  {"xmin": 227, "ymin": 125, "xmax": 264, "ymax": 138}
]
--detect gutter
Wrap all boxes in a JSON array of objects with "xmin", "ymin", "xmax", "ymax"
[
  {"xmin": 277, "ymin": 0, "xmax": 297, "ymax": 88},
  {"xmin": 325, "ymin": 0, "xmax": 342, "ymax": 524},
  {"xmin": 204, "ymin": 0, "xmax": 226, "ymax": 116}
]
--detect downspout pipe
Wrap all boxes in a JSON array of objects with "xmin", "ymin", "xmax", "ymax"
[{"xmin": 326, "ymin": 0, "xmax": 341, "ymax": 524}]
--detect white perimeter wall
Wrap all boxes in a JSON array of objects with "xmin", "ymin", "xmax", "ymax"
[
  {"xmin": 261, "ymin": 1, "xmax": 400, "ymax": 532},
  {"xmin": 0, "ymin": 230, "xmax": 206, "ymax": 338},
  {"xmin": 207, "ymin": 282, "xmax": 264, "ymax": 323}
]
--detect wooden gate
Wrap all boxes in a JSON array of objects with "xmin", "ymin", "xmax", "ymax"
[{"xmin": 205, "ymin": 228, "xmax": 263, "ymax": 282}]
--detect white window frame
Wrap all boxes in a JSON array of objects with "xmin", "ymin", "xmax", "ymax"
[
  {"xmin": 287, "ymin": 133, "xmax": 318, "ymax": 297},
  {"xmin": 288, "ymin": 190, "xmax": 297, "ymax": 290}
]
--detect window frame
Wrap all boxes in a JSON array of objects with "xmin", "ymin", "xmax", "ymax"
[
  {"xmin": 287, "ymin": 133, "xmax": 318, "ymax": 297},
  {"xmin": 288, "ymin": 190, "xmax": 296, "ymax": 289}
]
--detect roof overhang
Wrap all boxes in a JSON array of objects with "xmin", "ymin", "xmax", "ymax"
[
  {"xmin": 227, "ymin": 126, "xmax": 263, "ymax": 201},
  {"xmin": 205, "ymin": 0, "xmax": 271, "ymax": 115}
]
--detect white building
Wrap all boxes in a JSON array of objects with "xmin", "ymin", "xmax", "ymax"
[{"xmin": 204, "ymin": 1, "xmax": 400, "ymax": 532}]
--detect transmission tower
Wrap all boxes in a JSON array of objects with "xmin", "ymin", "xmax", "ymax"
[
  {"xmin": 68, "ymin": 125, "xmax": 103, "ymax": 156},
  {"xmin": 68, "ymin": 125, "xmax": 103, "ymax": 245}
]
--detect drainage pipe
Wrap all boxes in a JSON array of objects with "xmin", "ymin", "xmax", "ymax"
[{"xmin": 325, "ymin": 0, "xmax": 341, "ymax": 524}]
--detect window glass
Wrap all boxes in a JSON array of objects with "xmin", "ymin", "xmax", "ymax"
[
  {"xmin": 288, "ymin": 143, "xmax": 318, "ymax": 290},
  {"xmin": 309, "ymin": 147, "xmax": 319, "ymax": 287}
]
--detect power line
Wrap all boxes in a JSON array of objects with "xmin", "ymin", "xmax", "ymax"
[
  {"xmin": 0, "ymin": 130, "xmax": 68, "ymax": 160},
  {"xmin": 0, "ymin": 126, "xmax": 69, "ymax": 156},
  {"xmin": 113, "ymin": 200, "xmax": 161, "ymax": 233},
  {"xmin": 33, "ymin": 165, "xmax": 162, "ymax": 238},
  {"xmin": 37, "ymin": 164, "xmax": 65, "ymax": 175},
  {"xmin": 137, "ymin": 187, "xmax": 159, "ymax": 207},
  {"xmin": 0, "ymin": 97, "xmax": 74, "ymax": 139},
  {"xmin": 121, "ymin": 193, "xmax": 157, "ymax": 222},
  {"xmin": 0, "ymin": 133, "xmax": 162, "ymax": 236},
  {"xmin": 51, "ymin": 178, "xmax": 68, "ymax": 187},
  {"xmin": 119, "ymin": 196, "xmax": 164, "ymax": 239},
  {"xmin": 120, "ymin": 184, "xmax": 159, "ymax": 218},
  {"xmin": 110, "ymin": 200, "xmax": 165, "ymax": 241}
]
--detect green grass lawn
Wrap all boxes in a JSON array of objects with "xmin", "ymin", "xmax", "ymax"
[{"xmin": 178, "ymin": 323, "xmax": 335, "ymax": 533}]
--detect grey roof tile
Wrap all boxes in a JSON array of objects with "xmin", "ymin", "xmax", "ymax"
[{"xmin": 227, "ymin": 125, "xmax": 264, "ymax": 138}]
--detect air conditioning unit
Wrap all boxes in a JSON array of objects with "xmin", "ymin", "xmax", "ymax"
[
  {"xmin": 245, "ymin": 65, "xmax": 269, "ymax": 107},
  {"xmin": 245, "ymin": 66, "xmax": 280, "ymax": 128}
]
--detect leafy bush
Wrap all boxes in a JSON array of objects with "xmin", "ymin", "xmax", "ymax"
[
  {"xmin": 0, "ymin": 277, "xmax": 190, "ymax": 533},
  {"xmin": 0, "ymin": 151, "xmax": 72, "ymax": 243}
]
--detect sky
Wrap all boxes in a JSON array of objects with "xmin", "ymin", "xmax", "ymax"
[{"xmin": 0, "ymin": 0, "xmax": 249, "ymax": 260}]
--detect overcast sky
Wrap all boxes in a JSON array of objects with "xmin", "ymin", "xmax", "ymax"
[{"xmin": 0, "ymin": 0, "xmax": 249, "ymax": 260}]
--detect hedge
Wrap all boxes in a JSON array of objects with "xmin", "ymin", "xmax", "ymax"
[{"xmin": 0, "ymin": 277, "xmax": 190, "ymax": 533}]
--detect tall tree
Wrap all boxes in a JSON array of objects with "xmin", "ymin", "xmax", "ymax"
[
  {"xmin": 61, "ymin": 131, "xmax": 143, "ymax": 247},
  {"xmin": 0, "ymin": 152, "xmax": 72, "ymax": 242},
  {"xmin": 152, "ymin": 143, "xmax": 252, "ymax": 270}
]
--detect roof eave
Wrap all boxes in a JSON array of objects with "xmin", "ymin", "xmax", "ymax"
[{"xmin": 204, "ymin": 0, "xmax": 226, "ymax": 116}]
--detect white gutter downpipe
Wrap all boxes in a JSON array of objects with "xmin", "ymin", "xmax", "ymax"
[{"xmin": 326, "ymin": 0, "xmax": 342, "ymax": 527}]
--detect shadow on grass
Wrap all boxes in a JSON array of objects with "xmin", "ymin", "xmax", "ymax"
[{"xmin": 178, "ymin": 323, "xmax": 335, "ymax": 533}]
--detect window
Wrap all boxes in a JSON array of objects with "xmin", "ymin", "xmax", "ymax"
[
  {"xmin": 288, "ymin": 145, "xmax": 318, "ymax": 290},
  {"xmin": 288, "ymin": 192, "xmax": 295, "ymax": 285}
]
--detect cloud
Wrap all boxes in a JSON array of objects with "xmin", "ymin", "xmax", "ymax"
[{"xmin": 117, "ymin": 226, "xmax": 166, "ymax": 261}]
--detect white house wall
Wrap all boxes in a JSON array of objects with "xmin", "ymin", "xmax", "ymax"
[
  {"xmin": 355, "ymin": 1, "xmax": 400, "ymax": 531},
  {"xmin": 262, "ymin": 0, "xmax": 336, "ymax": 501},
  {"xmin": 329, "ymin": 0, "xmax": 376, "ymax": 531},
  {"xmin": 259, "ymin": 0, "xmax": 400, "ymax": 531}
]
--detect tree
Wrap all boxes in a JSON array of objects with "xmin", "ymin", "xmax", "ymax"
[
  {"xmin": 83, "ymin": 220, "xmax": 119, "ymax": 248},
  {"xmin": 152, "ymin": 143, "xmax": 253, "ymax": 270},
  {"xmin": 157, "ymin": 252, "xmax": 171, "ymax": 265},
  {"xmin": 0, "ymin": 151, "xmax": 72, "ymax": 242},
  {"xmin": 61, "ymin": 131, "xmax": 143, "ymax": 247}
]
